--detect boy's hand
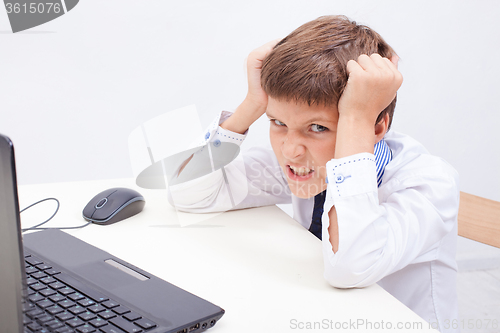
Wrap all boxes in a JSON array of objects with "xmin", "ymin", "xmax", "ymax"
[
  {"xmin": 245, "ymin": 39, "xmax": 280, "ymax": 111},
  {"xmin": 334, "ymin": 54, "xmax": 402, "ymax": 160},
  {"xmin": 221, "ymin": 40, "xmax": 279, "ymax": 134},
  {"xmin": 337, "ymin": 54, "xmax": 402, "ymax": 125}
]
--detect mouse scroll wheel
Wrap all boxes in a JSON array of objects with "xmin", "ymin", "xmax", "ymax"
[{"xmin": 95, "ymin": 198, "xmax": 108, "ymax": 209}]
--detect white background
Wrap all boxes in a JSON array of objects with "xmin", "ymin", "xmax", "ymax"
[{"xmin": 0, "ymin": 0, "xmax": 499, "ymax": 203}]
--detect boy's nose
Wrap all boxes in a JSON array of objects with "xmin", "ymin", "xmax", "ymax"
[{"xmin": 281, "ymin": 131, "xmax": 306, "ymax": 160}]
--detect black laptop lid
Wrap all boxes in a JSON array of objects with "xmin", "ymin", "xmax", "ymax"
[{"xmin": 0, "ymin": 134, "xmax": 26, "ymax": 333}]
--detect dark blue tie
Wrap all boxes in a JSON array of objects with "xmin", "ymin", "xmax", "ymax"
[
  {"xmin": 308, "ymin": 190, "xmax": 326, "ymax": 239},
  {"xmin": 308, "ymin": 140, "xmax": 392, "ymax": 240}
]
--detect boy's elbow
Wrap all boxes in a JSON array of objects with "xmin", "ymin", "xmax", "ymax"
[
  {"xmin": 323, "ymin": 252, "xmax": 389, "ymax": 288},
  {"xmin": 324, "ymin": 267, "xmax": 377, "ymax": 289}
]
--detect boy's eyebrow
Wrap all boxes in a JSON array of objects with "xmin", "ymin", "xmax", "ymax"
[
  {"xmin": 305, "ymin": 116, "xmax": 336, "ymax": 124},
  {"xmin": 266, "ymin": 110, "xmax": 337, "ymax": 124}
]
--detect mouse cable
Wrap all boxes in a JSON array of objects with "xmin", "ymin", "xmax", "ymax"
[{"xmin": 20, "ymin": 198, "xmax": 91, "ymax": 232}]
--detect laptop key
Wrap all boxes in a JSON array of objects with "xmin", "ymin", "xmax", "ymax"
[
  {"xmin": 22, "ymin": 301, "xmax": 35, "ymax": 312},
  {"xmin": 133, "ymin": 319, "xmax": 157, "ymax": 330},
  {"xmin": 66, "ymin": 318, "xmax": 86, "ymax": 328},
  {"xmin": 39, "ymin": 288, "xmax": 57, "ymax": 297},
  {"xmin": 37, "ymin": 264, "xmax": 53, "ymax": 270},
  {"xmin": 102, "ymin": 300, "xmax": 119, "ymax": 309},
  {"xmin": 55, "ymin": 311, "xmax": 74, "ymax": 321},
  {"xmin": 59, "ymin": 299, "xmax": 77, "ymax": 308},
  {"xmin": 28, "ymin": 293, "xmax": 45, "ymax": 303},
  {"xmin": 25, "ymin": 308, "xmax": 44, "ymax": 319},
  {"xmin": 23, "ymin": 314, "xmax": 32, "ymax": 325},
  {"xmin": 31, "ymin": 272, "xmax": 48, "ymax": 280},
  {"xmin": 41, "ymin": 277, "xmax": 57, "ymax": 285},
  {"xmin": 98, "ymin": 310, "xmax": 117, "ymax": 320},
  {"xmin": 46, "ymin": 305, "xmax": 65, "ymax": 315},
  {"xmin": 50, "ymin": 282, "xmax": 66, "ymax": 290},
  {"xmin": 25, "ymin": 266, "xmax": 39, "ymax": 274},
  {"xmin": 75, "ymin": 324, "xmax": 96, "ymax": 333},
  {"xmin": 68, "ymin": 305, "xmax": 87, "ymax": 315},
  {"xmin": 122, "ymin": 312, "xmax": 141, "ymax": 321},
  {"xmin": 31, "ymin": 283, "xmax": 47, "ymax": 291},
  {"xmin": 111, "ymin": 306, "xmax": 130, "ymax": 315},
  {"xmin": 37, "ymin": 299, "xmax": 54, "ymax": 309},
  {"xmin": 78, "ymin": 298, "xmax": 96, "ymax": 307},
  {"xmin": 36, "ymin": 314, "xmax": 55, "ymax": 323},
  {"xmin": 68, "ymin": 292, "xmax": 86, "ymax": 301},
  {"xmin": 99, "ymin": 324, "xmax": 126, "ymax": 333},
  {"xmin": 45, "ymin": 269, "xmax": 61, "ymax": 276},
  {"xmin": 59, "ymin": 287, "xmax": 76, "ymax": 296},
  {"xmin": 78, "ymin": 311, "xmax": 97, "ymax": 321},
  {"xmin": 49, "ymin": 294, "xmax": 67, "ymax": 303},
  {"xmin": 55, "ymin": 327, "xmax": 74, "ymax": 333},
  {"xmin": 44, "ymin": 320, "xmax": 65, "ymax": 330},
  {"xmin": 89, "ymin": 318, "xmax": 107, "ymax": 328},
  {"xmin": 27, "ymin": 322, "xmax": 43, "ymax": 331},
  {"xmin": 26, "ymin": 256, "xmax": 43, "ymax": 266},
  {"xmin": 110, "ymin": 317, "xmax": 143, "ymax": 333},
  {"xmin": 26, "ymin": 277, "xmax": 38, "ymax": 285},
  {"xmin": 87, "ymin": 304, "xmax": 106, "ymax": 313}
]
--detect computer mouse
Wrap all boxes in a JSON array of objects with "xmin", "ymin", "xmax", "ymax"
[{"xmin": 82, "ymin": 187, "xmax": 145, "ymax": 225}]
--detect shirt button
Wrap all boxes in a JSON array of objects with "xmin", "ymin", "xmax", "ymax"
[
  {"xmin": 213, "ymin": 139, "xmax": 221, "ymax": 147},
  {"xmin": 205, "ymin": 132, "xmax": 210, "ymax": 140},
  {"xmin": 335, "ymin": 175, "xmax": 345, "ymax": 183}
]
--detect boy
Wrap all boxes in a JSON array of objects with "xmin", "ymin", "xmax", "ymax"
[{"xmin": 169, "ymin": 15, "xmax": 459, "ymax": 333}]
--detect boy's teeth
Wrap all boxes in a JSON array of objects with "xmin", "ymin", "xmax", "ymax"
[{"xmin": 289, "ymin": 165, "xmax": 312, "ymax": 176}]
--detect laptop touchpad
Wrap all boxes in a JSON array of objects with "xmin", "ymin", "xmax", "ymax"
[{"xmin": 104, "ymin": 259, "xmax": 149, "ymax": 281}]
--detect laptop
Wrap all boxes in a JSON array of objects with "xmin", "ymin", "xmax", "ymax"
[{"xmin": 0, "ymin": 134, "xmax": 224, "ymax": 333}]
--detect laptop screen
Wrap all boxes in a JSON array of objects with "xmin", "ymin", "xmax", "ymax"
[{"xmin": 0, "ymin": 134, "xmax": 26, "ymax": 333}]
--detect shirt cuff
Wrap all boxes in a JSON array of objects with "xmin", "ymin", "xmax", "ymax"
[
  {"xmin": 194, "ymin": 111, "xmax": 247, "ymax": 148},
  {"xmin": 325, "ymin": 153, "xmax": 378, "ymax": 199},
  {"xmin": 321, "ymin": 153, "xmax": 380, "ymax": 276}
]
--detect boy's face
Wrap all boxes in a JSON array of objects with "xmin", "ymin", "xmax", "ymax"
[{"xmin": 266, "ymin": 97, "xmax": 339, "ymax": 199}]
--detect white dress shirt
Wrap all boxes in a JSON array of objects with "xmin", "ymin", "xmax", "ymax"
[{"xmin": 168, "ymin": 111, "xmax": 460, "ymax": 333}]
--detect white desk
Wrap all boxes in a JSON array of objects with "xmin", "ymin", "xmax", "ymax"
[{"xmin": 19, "ymin": 178, "xmax": 437, "ymax": 332}]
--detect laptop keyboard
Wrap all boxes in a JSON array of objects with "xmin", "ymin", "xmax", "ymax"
[{"xmin": 23, "ymin": 253, "xmax": 158, "ymax": 333}]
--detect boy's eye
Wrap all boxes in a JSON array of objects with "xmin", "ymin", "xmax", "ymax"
[
  {"xmin": 311, "ymin": 124, "xmax": 328, "ymax": 132},
  {"xmin": 273, "ymin": 119, "xmax": 286, "ymax": 126}
]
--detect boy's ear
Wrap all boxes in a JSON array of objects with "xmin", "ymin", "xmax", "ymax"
[{"xmin": 374, "ymin": 113, "xmax": 390, "ymax": 144}]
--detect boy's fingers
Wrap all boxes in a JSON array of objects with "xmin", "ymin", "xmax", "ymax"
[
  {"xmin": 383, "ymin": 57, "xmax": 403, "ymax": 82},
  {"xmin": 370, "ymin": 53, "xmax": 391, "ymax": 71},
  {"xmin": 263, "ymin": 38, "xmax": 281, "ymax": 50},
  {"xmin": 346, "ymin": 59, "xmax": 364, "ymax": 76},
  {"xmin": 391, "ymin": 54, "xmax": 400, "ymax": 68},
  {"xmin": 261, "ymin": 39, "xmax": 281, "ymax": 54},
  {"xmin": 250, "ymin": 39, "xmax": 281, "ymax": 64},
  {"xmin": 356, "ymin": 54, "xmax": 378, "ymax": 72},
  {"xmin": 247, "ymin": 39, "xmax": 281, "ymax": 71}
]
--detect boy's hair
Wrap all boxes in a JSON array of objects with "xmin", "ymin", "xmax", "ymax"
[{"xmin": 261, "ymin": 15, "xmax": 397, "ymax": 129}]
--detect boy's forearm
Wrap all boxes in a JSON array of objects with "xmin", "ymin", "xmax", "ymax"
[
  {"xmin": 329, "ymin": 115, "xmax": 376, "ymax": 253},
  {"xmin": 334, "ymin": 114, "xmax": 375, "ymax": 159},
  {"xmin": 220, "ymin": 98, "xmax": 266, "ymax": 134}
]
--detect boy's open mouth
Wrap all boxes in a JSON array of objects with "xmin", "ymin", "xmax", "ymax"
[
  {"xmin": 286, "ymin": 165, "xmax": 315, "ymax": 181},
  {"xmin": 288, "ymin": 165, "xmax": 314, "ymax": 176}
]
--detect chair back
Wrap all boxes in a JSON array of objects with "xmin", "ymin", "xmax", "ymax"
[{"xmin": 458, "ymin": 192, "xmax": 500, "ymax": 248}]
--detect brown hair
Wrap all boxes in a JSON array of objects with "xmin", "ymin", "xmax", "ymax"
[{"xmin": 261, "ymin": 15, "xmax": 397, "ymax": 129}]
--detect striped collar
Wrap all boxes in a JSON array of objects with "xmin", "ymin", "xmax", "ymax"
[{"xmin": 374, "ymin": 139, "xmax": 392, "ymax": 187}]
